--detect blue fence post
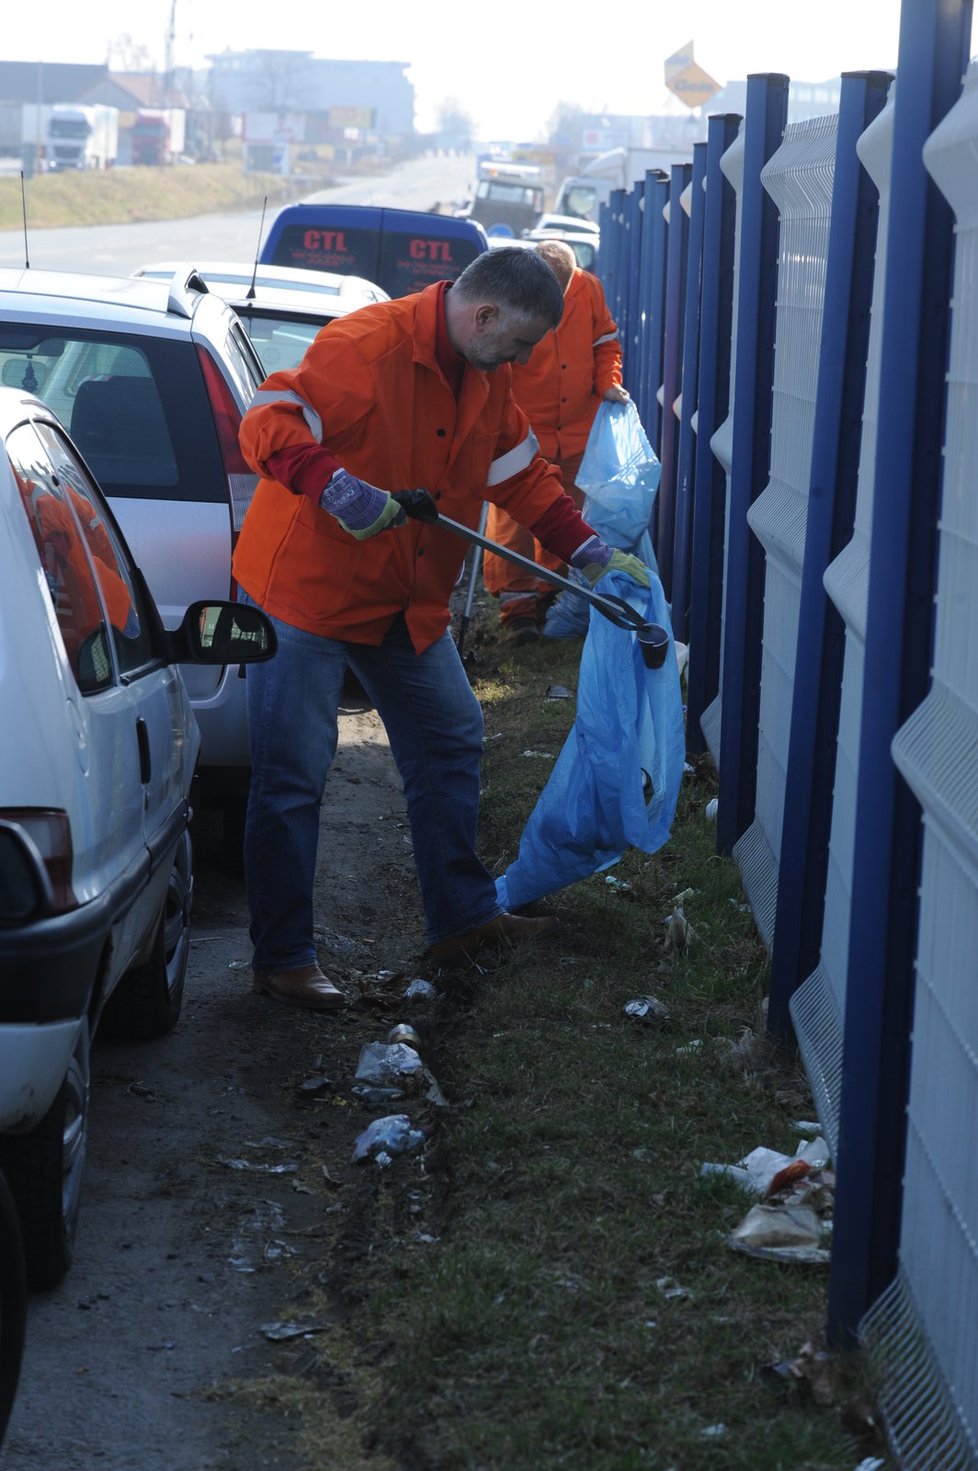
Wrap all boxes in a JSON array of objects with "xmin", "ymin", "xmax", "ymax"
[
  {"xmin": 827, "ymin": 0, "xmax": 973, "ymax": 1347},
  {"xmin": 715, "ymin": 74, "xmax": 789, "ymax": 856},
  {"xmin": 637, "ymin": 172, "xmax": 670, "ymax": 457},
  {"xmin": 766, "ymin": 71, "xmax": 893, "ymax": 1042},
  {"xmin": 686, "ymin": 115, "xmax": 741, "ymax": 754},
  {"xmin": 670, "ymin": 141, "xmax": 708, "ymax": 645},
  {"xmin": 655, "ymin": 162, "xmax": 693, "ymax": 601},
  {"xmin": 624, "ymin": 181, "xmax": 645, "ymax": 390}
]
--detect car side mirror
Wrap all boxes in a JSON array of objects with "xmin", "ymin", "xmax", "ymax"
[{"xmin": 166, "ymin": 601, "xmax": 277, "ymax": 665}]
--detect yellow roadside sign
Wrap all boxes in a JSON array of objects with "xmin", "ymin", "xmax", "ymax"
[
  {"xmin": 666, "ymin": 61, "xmax": 722, "ymax": 110},
  {"xmin": 664, "ymin": 41, "xmax": 696, "ymax": 81}
]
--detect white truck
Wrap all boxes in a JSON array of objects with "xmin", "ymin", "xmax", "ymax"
[
  {"xmin": 44, "ymin": 105, "xmax": 119, "ymax": 171},
  {"xmin": 554, "ymin": 145, "xmax": 694, "ymax": 223}
]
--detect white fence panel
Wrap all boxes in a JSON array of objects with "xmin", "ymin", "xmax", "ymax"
[
  {"xmin": 860, "ymin": 60, "xmax": 978, "ymax": 1470},
  {"xmin": 789, "ymin": 89, "xmax": 897, "ymax": 1154},
  {"xmin": 735, "ymin": 116, "xmax": 838, "ymax": 948}
]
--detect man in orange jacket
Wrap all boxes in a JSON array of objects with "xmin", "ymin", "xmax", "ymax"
[
  {"xmin": 233, "ymin": 247, "xmax": 649, "ymax": 1010},
  {"xmin": 483, "ymin": 239, "xmax": 630, "ymax": 643}
]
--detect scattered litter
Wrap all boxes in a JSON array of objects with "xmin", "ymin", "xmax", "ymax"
[
  {"xmin": 127, "ymin": 1081, "xmax": 155, "ymax": 1099},
  {"xmin": 604, "ymin": 875, "xmax": 632, "ymax": 891},
  {"xmin": 768, "ymin": 1341, "xmax": 836, "ymax": 1405},
  {"xmin": 700, "ymin": 1138, "xmax": 832, "ymax": 1196},
  {"xmin": 355, "ymin": 970, "xmax": 409, "ymax": 1006},
  {"xmin": 217, "ymin": 1157, "xmax": 299, "ymax": 1175},
  {"xmin": 624, "ymin": 995, "xmax": 671, "ymax": 1025},
  {"xmin": 673, "ymin": 887, "xmax": 696, "ymax": 905},
  {"xmin": 521, "ymin": 750, "xmax": 554, "ymax": 759},
  {"xmin": 701, "ymin": 1424, "xmax": 726, "ymax": 1439},
  {"xmin": 655, "ymin": 1276, "xmax": 693, "ymax": 1301},
  {"xmin": 674, "ymin": 641, "xmax": 690, "ymax": 678},
  {"xmin": 354, "ymin": 1041, "xmax": 425, "ymax": 1094},
  {"xmin": 387, "ymin": 1023, "xmax": 423, "ymax": 1053},
  {"xmin": 705, "ymin": 798, "xmax": 718, "ymax": 821},
  {"xmin": 260, "ymin": 1320, "xmax": 330, "ymax": 1342},
  {"xmin": 793, "ymin": 1120, "xmax": 822, "ymax": 1135},
  {"xmin": 854, "ymin": 1459, "xmax": 887, "ymax": 1470},
  {"xmin": 729, "ymin": 1202, "xmax": 829, "ymax": 1263},
  {"xmin": 352, "ymin": 1114, "xmax": 427, "ymax": 1165},
  {"xmin": 404, "ymin": 977, "xmax": 438, "ymax": 1002},
  {"xmin": 227, "ymin": 959, "xmax": 250, "ymax": 970},
  {"xmin": 664, "ymin": 904, "xmax": 693, "ymax": 953},
  {"xmin": 728, "ymin": 898, "xmax": 751, "ymax": 913},
  {"xmin": 683, "ymin": 761, "xmax": 695, "ymax": 774},
  {"xmin": 546, "ymin": 684, "xmax": 573, "ymax": 699},
  {"xmin": 296, "ymin": 1074, "xmax": 332, "ymax": 1094},
  {"xmin": 676, "ymin": 1038, "xmax": 703, "ymax": 1055}
]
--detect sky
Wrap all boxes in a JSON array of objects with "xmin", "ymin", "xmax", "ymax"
[{"xmin": 2, "ymin": 0, "xmax": 965, "ymax": 140}]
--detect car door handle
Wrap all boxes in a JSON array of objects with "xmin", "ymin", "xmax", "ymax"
[{"xmin": 136, "ymin": 717, "xmax": 152, "ymax": 786}]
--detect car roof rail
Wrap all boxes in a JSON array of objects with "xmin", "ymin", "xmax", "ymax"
[{"xmin": 167, "ymin": 266, "xmax": 210, "ymax": 318}]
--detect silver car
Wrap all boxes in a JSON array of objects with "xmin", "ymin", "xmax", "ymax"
[
  {"xmin": 0, "ymin": 265, "xmax": 268, "ymax": 860},
  {"xmin": 0, "ymin": 384, "xmax": 275, "ymax": 1291},
  {"xmin": 132, "ymin": 259, "xmax": 390, "ymax": 372}
]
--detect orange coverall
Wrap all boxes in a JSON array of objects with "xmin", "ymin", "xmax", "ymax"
[
  {"xmin": 482, "ymin": 266, "xmax": 623, "ymax": 625},
  {"xmin": 233, "ymin": 282, "xmax": 580, "ymax": 652}
]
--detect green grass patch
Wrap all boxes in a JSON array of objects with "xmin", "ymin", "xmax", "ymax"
[{"xmin": 295, "ymin": 606, "xmax": 889, "ymax": 1470}]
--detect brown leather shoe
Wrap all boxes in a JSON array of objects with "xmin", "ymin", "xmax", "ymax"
[
  {"xmin": 429, "ymin": 912, "xmax": 558, "ymax": 965},
  {"xmin": 252, "ymin": 963, "xmax": 346, "ymax": 1012}
]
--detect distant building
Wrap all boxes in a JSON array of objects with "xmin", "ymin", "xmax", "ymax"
[{"xmin": 206, "ymin": 50, "xmax": 415, "ymax": 143}]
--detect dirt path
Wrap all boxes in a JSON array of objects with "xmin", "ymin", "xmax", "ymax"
[{"xmin": 0, "ymin": 695, "xmax": 437, "ymax": 1471}]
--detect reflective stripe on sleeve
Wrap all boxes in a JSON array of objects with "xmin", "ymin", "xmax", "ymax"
[
  {"xmin": 246, "ymin": 389, "xmax": 323, "ymax": 442},
  {"xmin": 486, "ymin": 428, "xmax": 539, "ymax": 487},
  {"xmin": 593, "ymin": 330, "xmax": 620, "ymax": 347}
]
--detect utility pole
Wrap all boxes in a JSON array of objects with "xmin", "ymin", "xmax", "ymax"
[{"xmin": 163, "ymin": 0, "xmax": 176, "ymax": 105}]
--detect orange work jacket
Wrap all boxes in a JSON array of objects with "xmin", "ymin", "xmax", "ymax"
[
  {"xmin": 234, "ymin": 283, "xmax": 567, "ymax": 651},
  {"xmin": 509, "ymin": 268, "xmax": 622, "ymax": 461}
]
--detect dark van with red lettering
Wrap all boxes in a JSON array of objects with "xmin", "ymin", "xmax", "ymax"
[{"xmin": 259, "ymin": 205, "xmax": 489, "ymax": 300}]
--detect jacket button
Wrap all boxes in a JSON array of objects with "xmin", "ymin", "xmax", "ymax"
[
  {"xmin": 417, "ymin": 547, "xmax": 425, "ymax": 557},
  {"xmin": 434, "ymin": 492, "xmax": 442, "ymax": 501},
  {"xmin": 436, "ymin": 428, "xmax": 446, "ymax": 437}
]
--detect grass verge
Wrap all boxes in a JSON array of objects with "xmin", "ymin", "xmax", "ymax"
[
  {"xmin": 0, "ymin": 159, "xmax": 332, "ymax": 231},
  {"xmin": 297, "ymin": 600, "xmax": 890, "ymax": 1471}
]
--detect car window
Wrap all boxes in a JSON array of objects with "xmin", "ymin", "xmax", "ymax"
[
  {"xmin": 233, "ymin": 309, "xmax": 324, "ymax": 373},
  {"xmin": 0, "ymin": 328, "xmax": 230, "ymax": 504},
  {"xmin": 33, "ymin": 420, "xmax": 159, "ymax": 680},
  {"xmin": 9, "ymin": 420, "xmax": 156, "ymax": 692}
]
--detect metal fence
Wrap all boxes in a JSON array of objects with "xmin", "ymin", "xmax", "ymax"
[{"xmin": 597, "ymin": 2, "xmax": 977, "ymax": 1463}]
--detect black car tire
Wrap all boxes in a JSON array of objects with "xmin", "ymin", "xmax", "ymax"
[
  {"xmin": 0, "ymin": 1167, "xmax": 26, "ymax": 1449},
  {"xmin": 100, "ymin": 830, "xmax": 193, "ymax": 1042},
  {"xmin": 0, "ymin": 1022, "xmax": 90, "ymax": 1290}
]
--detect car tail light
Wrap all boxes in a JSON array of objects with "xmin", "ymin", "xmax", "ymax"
[
  {"xmin": 0, "ymin": 809, "xmax": 76, "ymax": 914},
  {"xmin": 196, "ymin": 347, "xmax": 260, "ymax": 542}
]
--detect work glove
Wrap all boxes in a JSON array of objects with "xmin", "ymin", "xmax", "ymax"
[
  {"xmin": 320, "ymin": 468, "xmax": 408, "ymax": 540},
  {"xmin": 570, "ymin": 535, "xmax": 651, "ymax": 589}
]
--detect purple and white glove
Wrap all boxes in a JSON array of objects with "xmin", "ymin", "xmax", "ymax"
[
  {"xmin": 570, "ymin": 534, "xmax": 651, "ymax": 589},
  {"xmin": 320, "ymin": 468, "xmax": 407, "ymax": 540}
]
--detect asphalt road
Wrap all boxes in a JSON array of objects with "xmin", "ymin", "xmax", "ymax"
[{"xmin": 0, "ymin": 152, "xmax": 475, "ymax": 274}]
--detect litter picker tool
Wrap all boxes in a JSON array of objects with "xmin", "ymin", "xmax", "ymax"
[{"xmin": 392, "ymin": 493, "xmax": 669, "ymax": 669}]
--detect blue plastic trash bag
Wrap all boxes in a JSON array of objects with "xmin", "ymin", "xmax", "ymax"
[
  {"xmin": 576, "ymin": 399, "xmax": 661, "ymax": 549},
  {"xmin": 496, "ymin": 568, "xmax": 686, "ymax": 910},
  {"xmin": 543, "ymin": 401, "xmax": 661, "ymax": 640}
]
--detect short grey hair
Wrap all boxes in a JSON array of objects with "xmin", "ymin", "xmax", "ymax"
[{"xmin": 450, "ymin": 246, "xmax": 564, "ymax": 327}]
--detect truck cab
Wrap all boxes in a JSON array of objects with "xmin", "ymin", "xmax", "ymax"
[{"xmin": 467, "ymin": 162, "xmax": 546, "ymax": 237}]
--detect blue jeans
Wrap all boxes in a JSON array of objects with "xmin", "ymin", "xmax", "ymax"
[{"xmin": 240, "ymin": 599, "xmax": 504, "ymax": 969}]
